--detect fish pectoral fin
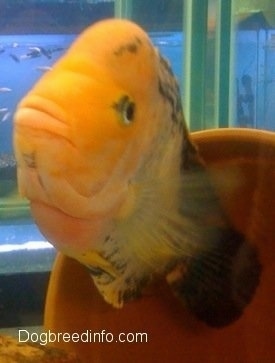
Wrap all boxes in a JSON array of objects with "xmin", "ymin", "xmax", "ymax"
[
  {"xmin": 92, "ymin": 272, "xmax": 146, "ymax": 309},
  {"xmin": 77, "ymin": 250, "xmax": 119, "ymax": 279},
  {"xmin": 167, "ymin": 228, "xmax": 262, "ymax": 328}
]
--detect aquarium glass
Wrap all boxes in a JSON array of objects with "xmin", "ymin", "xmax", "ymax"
[
  {"xmin": 235, "ymin": 6, "xmax": 275, "ymax": 130},
  {"xmin": 0, "ymin": 0, "xmax": 274, "ymax": 277}
]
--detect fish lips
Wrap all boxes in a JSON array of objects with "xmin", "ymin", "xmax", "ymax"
[{"xmin": 14, "ymin": 107, "xmax": 101, "ymax": 218}]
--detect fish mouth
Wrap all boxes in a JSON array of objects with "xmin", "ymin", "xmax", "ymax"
[{"xmin": 14, "ymin": 94, "xmax": 70, "ymax": 140}]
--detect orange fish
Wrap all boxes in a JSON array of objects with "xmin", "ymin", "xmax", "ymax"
[{"xmin": 14, "ymin": 19, "xmax": 261, "ymax": 327}]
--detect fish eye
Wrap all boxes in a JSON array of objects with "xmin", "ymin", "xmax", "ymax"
[
  {"xmin": 122, "ymin": 100, "xmax": 135, "ymax": 125},
  {"xmin": 113, "ymin": 95, "xmax": 135, "ymax": 126}
]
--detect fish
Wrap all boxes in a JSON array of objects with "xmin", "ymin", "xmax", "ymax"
[
  {"xmin": 0, "ymin": 87, "xmax": 12, "ymax": 93},
  {"xmin": 13, "ymin": 19, "xmax": 261, "ymax": 327},
  {"xmin": 10, "ymin": 47, "xmax": 47, "ymax": 63},
  {"xmin": 28, "ymin": 46, "xmax": 41, "ymax": 53},
  {"xmin": 24, "ymin": 47, "xmax": 41, "ymax": 59},
  {"xmin": 39, "ymin": 46, "xmax": 52, "ymax": 59},
  {"xmin": 9, "ymin": 54, "xmax": 20, "ymax": 63},
  {"xmin": 1, "ymin": 111, "xmax": 11, "ymax": 123},
  {"xmin": 50, "ymin": 47, "xmax": 66, "ymax": 53},
  {"xmin": 26, "ymin": 46, "xmax": 52, "ymax": 59},
  {"xmin": 35, "ymin": 66, "xmax": 52, "ymax": 73}
]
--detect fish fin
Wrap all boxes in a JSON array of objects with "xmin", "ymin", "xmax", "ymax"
[
  {"xmin": 91, "ymin": 269, "xmax": 150, "ymax": 308},
  {"xmin": 88, "ymin": 259, "xmax": 150, "ymax": 308},
  {"xmin": 167, "ymin": 228, "xmax": 262, "ymax": 328},
  {"xmin": 77, "ymin": 249, "xmax": 119, "ymax": 279},
  {"xmin": 77, "ymin": 245, "xmax": 150, "ymax": 308}
]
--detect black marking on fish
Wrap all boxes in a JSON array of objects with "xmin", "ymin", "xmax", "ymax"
[
  {"xmin": 174, "ymin": 229, "xmax": 262, "ymax": 328},
  {"xmin": 113, "ymin": 36, "xmax": 142, "ymax": 56},
  {"xmin": 101, "ymin": 248, "xmax": 127, "ymax": 275},
  {"xmin": 89, "ymin": 268, "xmax": 115, "ymax": 286},
  {"xmin": 122, "ymin": 274, "xmax": 150, "ymax": 302},
  {"xmin": 157, "ymin": 54, "xmax": 183, "ymax": 126},
  {"xmin": 158, "ymin": 79, "xmax": 178, "ymax": 123},
  {"xmin": 113, "ymin": 260, "xmax": 128, "ymax": 273},
  {"xmin": 159, "ymin": 55, "xmax": 175, "ymax": 77},
  {"xmin": 101, "ymin": 246, "xmax": 120, "ymax": 262},
  {"xmin": 155, "ymin": 52, "xmax": 199, "ymax": 172},
  {"xmin": 22, "ymin": 152, "xmax": 36, "ymax": 168},
  {"xmin": 100, "ymin": 238, "xmax": 128, "ymax": 275},
  {"xmin": 88, "ymin": 265, "xmax": 106, "ymax": 277},
  {"xmin": 104, "ymin": 235, "xmax": 112, "ymax": 243},
  {"xmin": 120, "ymin": 285, "xmax": 141, "ymax": 303}
]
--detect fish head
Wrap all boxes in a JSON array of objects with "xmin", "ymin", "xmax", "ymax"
[{"xmin": 13, "ymin": 19, "xmax": 172, "ymax": 251}]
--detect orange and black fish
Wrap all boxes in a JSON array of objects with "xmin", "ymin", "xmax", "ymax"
[{"xmin": 13, "ymin": 19, "xmax": 261, "ymax": 327}]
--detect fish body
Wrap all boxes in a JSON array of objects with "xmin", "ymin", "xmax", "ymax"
[
  {"xmin": 0, "ymin": 87, "xmax": 12, "ymax": 93},
  {"xmin": 35, "ymin": 66, "xmax": 52, "ymax": 73},
  {"xmin": 27, "ymin": 46, "xmax": 52, "ymax": 59},
  {"xmin": 9, "ymin": 54, "xmax": 20, "ymax": 63},
  {"xmin": 1, "ymin": 111, "xmax": 11, "ymax": 123},
  {"xmin": 13, "ymin": 19, "xmax": 261, "ymax": 327}
]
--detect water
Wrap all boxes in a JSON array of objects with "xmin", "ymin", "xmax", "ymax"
[{"xmin": 0, "ymin": 28, "xmax": 275, "ymax": 271}]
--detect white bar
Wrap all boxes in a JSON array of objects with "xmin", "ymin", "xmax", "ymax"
[{"xmin": 0, "ymin": 241, "xmax": 53, "ymax": 253}]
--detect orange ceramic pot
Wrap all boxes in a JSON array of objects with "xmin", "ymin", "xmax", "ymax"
[{"xmin": 44, "ymin": 128, "xmax": 275, "ymax": 363}]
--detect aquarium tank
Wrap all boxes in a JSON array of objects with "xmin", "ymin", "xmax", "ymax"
[{"xmin": 0, "ymin": 0, "xmax": 274, "ymax": 328}]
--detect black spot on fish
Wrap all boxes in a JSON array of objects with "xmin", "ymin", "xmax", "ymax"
[
  {"xmin": 121, "ymin": 274, "xmax": 150, "ymax": 303},
  {"xmin": 23, "ymin": 152, "xmax": 36, "ymax": 168},
  {"xmin": 127, "ymin": 43, "xmax": 138, "ymax": 53},
  {"xmin": 88, "ymin": 266, "xmax": 115, "ymax": 285},
  {"xmin": 88, "ymin": 265, "xmax": 105, "ymax": 277},
  {"xmin": 104, "ymin": 235, "xmax": 112, "ymax": 243},
  {"xmin": 113, "ymin": 261, "xmax": 127, "ymax": 273},
  {"xmin": 121, "ymin": 287, "xmax": 141, "ymax": 303},
  {"xmin": 114, "ymin": 36, "xmax": 142, "ymax": 56},
  {"xmin": 102, "ymin": 247, "xmax": 120, "ymax": 261}
]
